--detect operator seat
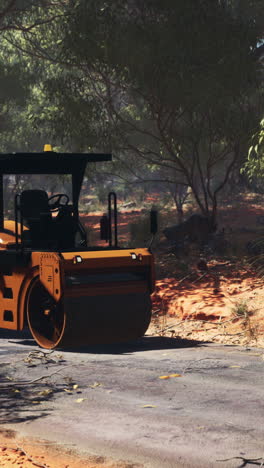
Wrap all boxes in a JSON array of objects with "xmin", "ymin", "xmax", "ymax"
[
  {"xmin": 19, "ymin": 189, "xmax": 85, "ymax": 250},
  {"xmin": 19, "ymin": 190, "xmax": 53, "ymax": 248}
]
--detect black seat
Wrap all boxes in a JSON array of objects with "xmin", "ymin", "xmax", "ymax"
[
  {"xmin": 18, "ymin": 189, "xmax": 85, "ymax": 250},
  {"xmin": 19, "ymin": 190, "xmax": 53, "ymax": 248}
]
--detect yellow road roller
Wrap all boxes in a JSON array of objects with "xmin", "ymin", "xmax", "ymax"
[{"xmin": 0, "ymin": 149, "xmax": 156, "ymax": 348}]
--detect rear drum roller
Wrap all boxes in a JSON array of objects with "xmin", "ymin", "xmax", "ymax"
[
  {"xmin": 27, "ymin": 278, "xmax": 66, "ymax": 349},
  {"xmin": 27, "ymin": 280, "xmax": 152, "ymax": 348},
  {"xmin": 61, "ymin": 292, "xmax": 152, "ymax": 347}
]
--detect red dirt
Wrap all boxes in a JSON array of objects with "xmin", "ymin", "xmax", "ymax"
[
  {"xmin": 149, "ymin": 194, "xmax": 264, "ymax": 347},
  {"xmin": 150, "ymin": 259, "xmax": 264, "ymax": 347},
  {"xmin": 0, "ymin": 431, "xmax": 135, "ymax": 468}
]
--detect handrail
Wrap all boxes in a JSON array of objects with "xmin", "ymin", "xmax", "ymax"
[
  {"xmin": 14, "ymin": 194, "xmax": 20, "ymax": 251},
  {"xmin": 108, "ymin": 192, "xmax": 118, "ymax": 248}
]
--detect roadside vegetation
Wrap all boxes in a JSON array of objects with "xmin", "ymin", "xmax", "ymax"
[{"xmin": 0, "ymin": 1, "xmax": 263, "ymax": 346}]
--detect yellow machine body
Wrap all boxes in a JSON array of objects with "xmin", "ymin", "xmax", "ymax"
[
  {"xmin": 0, "ymin": 151, "xmax": 156, "ymax": 349},
  {"xmin": 0, "ymin": 222, "xmax": 155, "ymax": 349}
]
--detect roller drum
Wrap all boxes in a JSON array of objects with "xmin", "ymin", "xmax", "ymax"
[
  {"xmin": 27, "ymin": 279, "xmax": 152, "ymax": 349},
  {"xmin": 60, "ymin": 293, "xmax": 152, "ymax": 347}
]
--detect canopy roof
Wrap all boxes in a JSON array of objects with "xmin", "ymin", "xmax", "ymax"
[
  {"xmin": 0, "ymin": 152, "xmax": 112, "ymax": 174},
  {"xmin": 0, "ymin": 152, "xmax": 112, "ymax": 229}
]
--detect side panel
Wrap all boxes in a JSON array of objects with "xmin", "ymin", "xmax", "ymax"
[
  {"xmin": 0, "ymin": 268, "xmax": 25, "ymax": 330},
  {"xmin": 39, "ymin": 253, "xmax": 62, "ymax": 301},
  {"xmin": 0, "ymin": 251, "xmax": 41, "ymax": 331},
  {"xmin": 0, "ymin": 221, "xmax": 29, "ymax": 328}
]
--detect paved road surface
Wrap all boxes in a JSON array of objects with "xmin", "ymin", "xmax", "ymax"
[{"xmin": 0, "ymin": 329, "xmax": 264, "ymax": 468}]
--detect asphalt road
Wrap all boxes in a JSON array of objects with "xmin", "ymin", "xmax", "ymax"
[{"xmin": 0, "ymin": 329, "xmax": 264, "ymax": 468}]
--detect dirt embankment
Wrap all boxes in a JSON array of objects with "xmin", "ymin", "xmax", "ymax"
[
  {"xmin": 0, "ymin": 429, "xmax": 137, "ymax": 468},
  {"xmin": 151, "ymin": 257, "xmax": 264, "ymax": 347},
  {"xmin": 150, "ymin": 194, "xmax": 264, "ymax": 347}
]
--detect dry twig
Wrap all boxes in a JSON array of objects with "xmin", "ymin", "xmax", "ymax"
[
  {"xmin": 20, "ymin": 366, "xmax": 71, "ymax": 385},
  {"xmin": 17, "ymin": 445, "xmax": 49, "ymax": 468},
  {"xmin": 0, "ymin": 445, "xmax": 49, "ymax": 468},
  {"xmin": 0, "ymin": 366, "xmax": 71, "ymax": 388},
  {"xmin": 217, "ymin": 455, "xmax": 264, "ymax": 466},
  {"xmin": 182, "ymin": 358, "xmax": 219, "ymax": 374}
]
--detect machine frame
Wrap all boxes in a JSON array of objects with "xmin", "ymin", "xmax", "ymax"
[{"xmin": 0, "ymin": 150, "xmax": 155, "ymax": 348}]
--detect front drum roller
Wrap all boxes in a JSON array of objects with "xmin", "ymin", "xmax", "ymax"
[
  {"xmin": 26, "ymin": 278, "xmax": 66, "ymax": 349},
  {"xmin": 27, "ymin": 278, "xmax": 152, "ymax": 349}
]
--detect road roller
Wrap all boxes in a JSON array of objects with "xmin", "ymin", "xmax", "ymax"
[{"xmin": 0, "ymin": 148, "xmax": 156, "ymax": 348}]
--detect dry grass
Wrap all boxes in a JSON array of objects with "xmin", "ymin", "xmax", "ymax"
[{"xmin": 149, "ymin": 303, "xmax": 263, "ymax": 347}]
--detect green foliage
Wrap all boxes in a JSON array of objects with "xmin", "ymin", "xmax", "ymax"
[
  {"xmin": 50, "ymin": 0, "xmax": 263, "ymax": 219},
  {"xmin": 232, "ymin": 299, "xmax": 250, "ymax": 318},
  {"xmin": 242, "ymin": 118, "xmax": 264, "ymax": 182},
  {"xmin": 0, "ymin": 0, "xmax": 262, "ymax": 223},
  {"xmin": 64, "ymin": 1, "xmax": 261, "ymax": 100}
]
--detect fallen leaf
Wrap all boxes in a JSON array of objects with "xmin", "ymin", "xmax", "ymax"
[
  {"xmin": 63, "ymin": 389, "xmax": 73, "ymax": 393},
  {"xmin": 142, "ymin": 405, "xmax": 157, "ymax": 408},
  {"xmin": 159, "ymin": 374, "xmax": 182, "ymax": 379},
  {"xmin": 37, "ymin": 389, "xmax": 52, "ymax": 396},
  {"xmin": 32, "ymin": 401, "xmax": 41, "ymax": 404},
  {"xmin": 229, "ymin": 366, "xmax": 241, "ymax": 368},
  {"xmin": 73, "ymin": 384, "xmax": 79, "ymax": 390},
  {"xmin": 11, "ymin": 389, "xmax": 20, "ymax": 393},
  {"xmin": 75, "ymin": 398, "xmax": 86, "ymax": 403},
  {"xmin": 89, "ymin": 382, "xmax": 102, "ymax": 388}
]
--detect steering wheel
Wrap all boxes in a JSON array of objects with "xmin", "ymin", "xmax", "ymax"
[{"xmin": 48, "ymin": 193, "xmax": 70, "ymax": 212}]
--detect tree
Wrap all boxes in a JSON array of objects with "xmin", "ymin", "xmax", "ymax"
[
  {"xmin": 33, "ymin": 0, "xmax": 263, "ymax": 223},
  {"xmin": 2, "ymin": 0, "xmax": 263, "ymax": 223},
  {"xmin": 0, "ymin": 0, "xmax": 73, "ymax": 151},
  {"xmin": 241, "ymin": 40, "xmax": 264, "ymax": 189},
  {"xmin": 0, "ymin": 1, "xmax": 66, "ymax": 32},
  {"xmin": 0, "ymin": 1, "xmax": 62, "ymax": 145},
  {"xmin": 242, "ymin": 117, "xmax": 264, "ymax": 189}
]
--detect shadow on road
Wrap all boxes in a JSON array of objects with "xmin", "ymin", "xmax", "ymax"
[
  {"xmin": 0, "ymin": 389, "xmax": 50, "ymax": 425},
  {"xmin": 59, "ymin": 335, "xmax": 209, "ymax": 355},
  {"xmin": 0, "ymin": 329, "xmax": 209, "ymax": 354},
  {"xmin": 0, "ymin": 365, "xmax": 62, "ymax": 425},
  {"xmin": 0, "ymin": 372, "xmax": 52, "ymax": 424},
  {"xmin": 0, "ymin": 328, "xmax": 32, "ymax": 340},
  {"xmin": 0, "ymin": 328, "xmax": 38, "ymax": 351}
]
